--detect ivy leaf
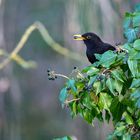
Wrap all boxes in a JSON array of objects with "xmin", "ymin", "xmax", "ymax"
[
  {"xmin": 98, "ymin": 92, "xmax": 112, "ymax": 110},
  {"xmin": 94, "ymin": 53, "xmax": 102, "ymax": 60},
  {"xmin": 122, "ymin": 133, "xmax": 131, "ymax": 140},
  {"xmin": 82, "ymin": 109, "xmax": 93, "ymax": 124},
  {"xmin": 86, "ymin": 67, "xmax": 99, "ymax": 76},
  {"xmin": 133, "ymin": 12, "xmax": 140, "ymax": 27},
  {"xmin": 93, "ymin": 81, "xmax": 103, "ymax": 95},
  {"xmin": 105, "ymin": 110, "xmax": 111, "ymax": 123},
  {"xmin": 53, "ymin": 136, "xmax": 72, "ymax": 140},
  {"xmin": 136, "ymin": 98, "xmax": 140, "ymax": 108},
  {"xmin": 114, "ymin": 80, "xmax": 123, "ymax": 94},
  {"xmin": 106, "ymin": 78, "xmax": 115, "ymax": 95},
  {"xmin": 131, "ymin": 88, "xmax": 140, "ymax": 98},
  {"xmin": 135, "ymin": 4, "xmax": 140, "ymax": 12},
  {"xmin": 99, "ymin": 51, "xmax": 117, "ymax": 68},
  {"xmin": 123, "ymin": 12, "xmax": 132, "ymax": 29},
  {"xmin": 82, "ymin": 65, "xmax": 99, "ymax": 73},
  {"xmin": 59, "ymin": 88, "xmax": 67, "ymax": 107},
  {"xmin": 111, "ymin": 68, "xmax": 126, "ymax": 83},
  {"xmin": 124, "ymin": 28, "xmax": 138, "ymax": 43},
  {"xmin": 127, "ymin": 59, "xmax": 139, "ymax": 77},
  {"xmin": 88, "ymin": 75, "xmax": 97, "ymax": 86},
  {"xmin": 122, "ymin": 43, "xmax": 132, "ymax": 51},
  {"xmin": 72, "ymin": 101, "xmax": 77, "ymax": 116},
  {"xmin": 131, "ymin": 88, "xmax": 140, "ymax": 108},
  {"xmin": 129, "ymin": 49, "xmax": 140, "ymax": 60},
  {"xmin": 67, "ymin": 79, "xmax": 77, "ymax": 93},
  {"xmin": 133, "ymin": 39, "xmax": 140, "ymax": 50},
  {"xmin": 123, "ymin": 112, "xmax": 134, "ymax": 124},
  {"xmin": 110, "ymin": 97, "xmax": 126, "ymax": 122},
  {"xmin": 130, "ymin": 78, "xmax": 140, "ymax": 88}
]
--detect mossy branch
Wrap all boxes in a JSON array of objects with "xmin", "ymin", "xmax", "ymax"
[{"xmin": 0, "ymin": 21, "xmax": 84, "ymax": 70}]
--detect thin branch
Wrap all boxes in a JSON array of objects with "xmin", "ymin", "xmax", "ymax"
[
  {"xmin": 55, "ymin": 73, "xmax": 70, "ymax": 80},
  {"xmin": 0, "ymin": 21, "xmax": 85, "ymax": 70},
  {"xmin": 65, "ymin": 98, "xmax": 80, "ymax": 104}
]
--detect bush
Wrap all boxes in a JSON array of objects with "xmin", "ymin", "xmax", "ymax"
[{"xmin": 55, "ymin": 4, "xmax": 140, "ymax": 140}]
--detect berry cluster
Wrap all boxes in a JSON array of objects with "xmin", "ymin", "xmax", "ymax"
[{"xmin": 47, "ymin": 69, "xmax": 57, "ymax": 80}]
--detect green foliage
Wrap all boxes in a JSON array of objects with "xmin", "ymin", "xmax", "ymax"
[
  {"xmin": 59, "ymin": 4, "xmax": 140, "ymax": 140},
  {"xmin": 53, "ymin": 136, "xmax": 72, "ymax": 140}
]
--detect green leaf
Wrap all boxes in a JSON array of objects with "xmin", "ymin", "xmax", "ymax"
[
  {"xmin": 88, "ymin": 75, "xmax": 97, "ymax": 86},
  {"xmin": 67, "ymin": 79, "xmax": 77, "ymax": 92},
  {"xmin": 82, "ymin": 65, "xmax": 99, "ymax": 73},
  {"xmin": 130, "ymin": 78, "xmax": 140, "ymax": 88},
  {"xmin": 106, "ymin": 78, "xmax": 115, "ymax": 95},
  {"xmin": 137, "ymin": 118, "xmax": 140, "ymax": 126},
  {"xmin": 82, "ymin": 109, "xmax": 93, "ymax": 124},
  {"xmin": 114, "ymin": 80, "xmax": 123, "ymax": 94},
  {"xmin": 81, "ymin": 94, "xmax": 93, "ymax": 110},
  {"xmin": 105, "ymin": 110, "xmax": 111, "ymax": 123},
  {"xmin": 133, "ymin": 39, "xmax": 140, "ymax": 50},
  {"xmin": 131, "ymin": 88, "xmax": 140, "ymax": 108},
  {"xmin": 122, "ymin": 43, "xmax": 132, "ymax": 51},
  {"xmin": 113, "ymin": 122, "xmax": 126, "ymax": 136},
  {"xmin": 123, "ymin": 12, "xmax": 132, "ymax": 29},
  {"xmin": 110, "ymin": 97, "xmax": 126, "ymax": 122},
  {"xmin": 124, "ymin": 28, "xmax": 137, "ymax": 43},
  {"xmin": 123, "ymin": 112, "xmax": 134, "ymax": 124},
  {"xmin": 111, "ymin": 68, "xmax": 126, "ymax": 83},
  {"xmin": 135, "ymin": 4, "xmax": 140, "ymax": 12},
  {"xmin": 53, "ymin": 136, "xmax": 72, "ymax": 140},
  {"xmin": 72, "ymin": 101, "xmax": 77, "ymax": 116},
  {"xmin": 93, "ymin": 81, "xmax": 103, "ymax": 95},
  {"xmin": 129, "ymin": 49, "xmax": 140, "ymax": 59},
  {"xmin": 133, "ymin": 12, "xmax": 140, "ymax": 27},
  {"xmin": 136, "ymin": 98, "xmax": 140, "ymax": 108},
  {"xmin": 98, "ymin": 92, "xmax": 112, "ymax": 110},
  {"xmin": 99, "ymin": 51, "xmax": 117, "ymax": 68},
  {"xmin": 86, "ymin": 67, "xmax": 99, "ymax": 76},
  {"xmin": 59, "ymin": 88, "xmax": 68, "ymax": 106},
  {"xmin": 94, "ymin": 53, "xmax": 102, "ymax": 60},
  {"xmin": 127, "ymin": 59, "xmax": 139, "ymax": 77},
  {"xmin": 131, "ymin": 88, "xmax": 140, "ymax": 98},
  {"xmin": 122, "ymin": 133, "xmax": 131, "ymax": 140}
]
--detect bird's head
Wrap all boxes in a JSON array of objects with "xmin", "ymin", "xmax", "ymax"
[{"xmin": 73, "ymin": 32, "xmax": 102, "ymax": 48}]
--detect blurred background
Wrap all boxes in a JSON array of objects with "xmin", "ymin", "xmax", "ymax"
[{"xmin": 0, "ymin": 0, "xmax": 139, "ymax": 140}]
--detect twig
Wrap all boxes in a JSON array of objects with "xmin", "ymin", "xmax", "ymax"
[
  {"xmin": 55, "ymin": 73, "xmax": 70, "ymax": 80},
  {"xmin": 0, "ymin": 21, "xmax": 85, "ymax": 70},
  {"xmin": 65, "ymin": 98, "xmax": 80, "ymax": 104}
]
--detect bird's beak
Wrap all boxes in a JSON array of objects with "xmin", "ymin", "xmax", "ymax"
[{"xmin": 73, "ymin": 34, "xmax": 86, "ymax": 40}]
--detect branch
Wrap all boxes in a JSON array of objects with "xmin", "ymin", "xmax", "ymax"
[
  {"xmin": 65, "ymin": 98, "xmax": 80, "ymax": 105},
  {"xmin": 0, "ymin": 21, "xmax": 85, "ymax": 70}
]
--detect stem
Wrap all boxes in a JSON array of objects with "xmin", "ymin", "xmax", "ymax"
[
  {"xmin": 55, "ymin": 73, "xmax": 70, "ymax": 80},
  {"xmin": 0, "ymin": 21, "xmax": 85, "ymax": 70},
  {"xmin": 65, "ymin": 98, "xmax": 80, "ymax": 104}
]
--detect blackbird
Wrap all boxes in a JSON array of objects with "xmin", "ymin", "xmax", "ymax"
[{"xmin": 74, "ymin": 32, "xmax": 115, "ymax": 63}]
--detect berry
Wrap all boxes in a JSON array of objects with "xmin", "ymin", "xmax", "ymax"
[
  {"xmin": 74, "ymin": 66, "xmax": 77, "ymax": 69},
  {"xmin": 66, "ymin": 87, "xmax": 71, "ymax": 91}
]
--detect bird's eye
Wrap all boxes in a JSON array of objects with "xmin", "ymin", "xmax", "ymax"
[{"xmin": 86, "ymin": 35, "xmax": 91, "ymax": 39}]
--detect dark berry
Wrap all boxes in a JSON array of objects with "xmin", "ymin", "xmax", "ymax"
[
  {"xmin": 74, "ymin": 66, "xmax": 77, "ymax": 69},
  {"xmin": 66, "ymin": 87, "xmax": 71, "ymax": 91},
  {"xmin": 47, "ymin": 69, "xmax": 50, "ymax": 72}
]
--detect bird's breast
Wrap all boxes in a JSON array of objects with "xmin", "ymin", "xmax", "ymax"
[{"xmin": 86, "ymin": 51, "xmax": 97, "ymax": 64}]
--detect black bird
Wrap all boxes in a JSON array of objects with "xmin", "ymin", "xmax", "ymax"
[{"xmin": 73, "ymin": 32, "xmax": 115, "ymax": 63}]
